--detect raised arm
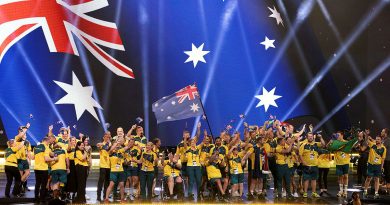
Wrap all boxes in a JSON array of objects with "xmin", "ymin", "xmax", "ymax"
[{"xmin": 126, "ymin": 124, "xmax": 137, "ymax": 138}]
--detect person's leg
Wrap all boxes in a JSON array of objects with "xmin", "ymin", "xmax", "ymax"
[
  {"xmin": 5, "ymin": 166, "xmax": 13, "ymax": 197},
  {"xmin": 194, "ymin": 167, "xmax": 202, "ymax": 197},
  {"xmin": 146, "ymin": 171, "xmax": 154, "ymax": 200},
  {"xmin": 105, "ymin": 181, "xmax": 115, "ymax": 201},
  {"xmin": 167, "ymin": 177, "xmax": 174, "ymax": 195},
  {"xmin": 323, "ymin": 168, "xmax": 329, "ymax": 191},
  {"xmin": 119, "ymin": 182, "xmax": 125, "ymax": 201},
  {"xmin": 97, "ymin": 168, "xmax": 105, "ymax": 200},
  {"xmin": 276, "ymin": 165, "xmax": 283, "ymax": 196},
  {"xmin": 357, "ymin": 159, "xmax": 363, "ymax": 185},
  {"xmin": 34, "ymin": 170, "xmax": 42, "ymax": 199},
  {"xmin": 103, "ymin": 168, "xmax": 110, "ymax": 199},
  {"xmin": 40, "ymin": 171, "xmax": 49, "ymax": 201},
  {"xmin": 187, "ymin": 166, "xmax": 195, "ymax": 197},
  {"xmin": 304, "ymin": 180, "xmax": 309, "ymax": 193},
  {"xmin": 284, "ymin": 166, "xmax": 291, "ymax": 196},
  {"xmin": 318, "ymin": 168, "xmax": 323, "ymax": 192},
  {"xmin": 139, "ymin": 171, "xmax": 146, "ymax": 200},
  {"xmin": 132, "ymin": 175, "xmax": 139, "ymax": 197}
]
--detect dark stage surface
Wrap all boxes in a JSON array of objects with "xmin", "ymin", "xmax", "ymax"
[{"xmin": 0, "ymin": 167, "xmax": 388, "ymax": 204}]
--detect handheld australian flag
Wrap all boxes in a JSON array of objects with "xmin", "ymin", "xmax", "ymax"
[{"xmin": 152, "ymin": 85, "xmax": 204, "ymax": 124}]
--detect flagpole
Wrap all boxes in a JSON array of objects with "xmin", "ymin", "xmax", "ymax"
[{"xmin": 195, "ymin": 83, "xmax": 214, "ymax": 141}]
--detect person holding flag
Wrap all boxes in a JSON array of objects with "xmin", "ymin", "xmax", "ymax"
[{"xmin": 334, "ymin": 131, "xmax": 352, "ymax": 198}]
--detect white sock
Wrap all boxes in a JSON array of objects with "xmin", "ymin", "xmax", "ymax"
[
  {"xmin": 339, "ymin": 184, "xmax": 343, "ymax": 192},
  {"xmin": 344, "ymin": 184, "xmax": 348, "ymax": 193}
]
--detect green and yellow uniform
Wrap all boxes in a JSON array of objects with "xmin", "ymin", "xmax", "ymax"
[
  {"xmin": 367, "ymin": 141, "xmax": 386, "ymax": 177},
  {"xmin": 109, "ymin": 147, "xmax": 126, "ymax": 183},
  {"xmin": 334, "ymin": 141, "xmax": 350, "ymax": 176},
  {"xmin": 275, "ymin": 144, "xmax": 292, "ymax": 194},
  {"xmin": 5, "ymin": 146, "xmax": 19, "ymax": 167},
  {"xmin": 34, "ymin": 143, "xmax": 51, "ymax": 171},
  {"xmin": 99, "ymin": 142, "xmax": 111, "ymax": 169},
  {"xmin": 176, "ymin": 141, "xmax": 189, "ymax": 176},
  {"xmin": 299, "ymin": 141, "xmax": 321, "ymax": 180},
  {"xmin": 229, "ymin": 153, "xmax": 244, "ymax": 184},
  {"xmin": 14, "ymin": 136, "xmax": 31, "ymax": 171},
  {"xmin": 51, "ymin": 148, "xmax": 68, "ymax": 186},
  {"xmin": 124, "ymin": 146, "xmax": 141, "ymax": 177},
  {"xmin": 74, "ymin": 150, "xmax": 89, "ymax": 167},
  {"xmin": 163, "ymin": 160, "xmax": 181, "ymax": 178},
  {"xmin": 140, "ymin": 151, "xmax": 157, "ymax": 172}
]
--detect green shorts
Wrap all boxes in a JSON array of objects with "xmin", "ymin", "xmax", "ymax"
[
  {"xmin": 367, "ymin": 163, "xmax": 381, "ymax": 177},
  {"xmin": 209, "ymin": 177, "xmax": 221, "ymax": 185},
  {"xmin": 110, "ymin": 171, "xmax": 126, "ymax": 183},
  {"xmin": 230, "ymin": 173, "xmax": 244, "ymax": 184},
  {"xmin": 17, "ymin": 159, "xmax": 29, "ymax": 171},
  {"xmin": 125, "ymin": 166, "xmax": 139, "ymax": 177},
  {"xmin": 302, "ymin": 166, "xmax": 318, "ymax": 181},
  {"xmin": 336, "ymin": 164, "xmax": 349, "ymax": 176},
  {"xmin": 51, "ymin": 170, "xmax": 67, "ymax": 185}
]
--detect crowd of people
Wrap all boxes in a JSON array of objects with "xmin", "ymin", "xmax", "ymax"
[{"xmin": 3, "ymin": 119, "xmax": 390, "ymax": 204}]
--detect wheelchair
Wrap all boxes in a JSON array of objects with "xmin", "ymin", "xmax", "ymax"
[{"xmin": 159, "ymin": 175, "xmax": 185, "ymax": 201}]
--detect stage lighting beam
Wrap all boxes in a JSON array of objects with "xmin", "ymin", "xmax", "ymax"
[
  {"xmin": 314, "ymin": 56, "xmax": 390, "ymax": 131},
  {"xmin": 282, "ymin": 0, "xmax": 388, "ymax": 121}
]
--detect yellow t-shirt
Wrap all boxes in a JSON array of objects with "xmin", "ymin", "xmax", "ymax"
[
  {"xmin": 206, "ymin": 159, "xmax": 222, "ymax": 180},
  {"xmin": 210, "ymin": 145, "xmax": 229, "ymax": 165},
  {"xmin": 185, "ymin": 147, "xmax": 201, "ymax": 167},
  {"xmin": 248, "ymin": 145, "xmax": 265, "ymax": 170},
  {"xmin": 318, "ymin": 153, "xmax": 332, "ymax": 168},
  {"xmin": 264, "ymin": 139, "xmax": 277, "ymax": 155},
  {"xmin": 141, "ymin": 151, "xmax": 157, "ymax": 172},
  {"xmin": 163, "ymin": 160, "xmax": 181, "ymax": 177},
  {"xmin": 229, "ymin": 153, "xmax": 244, "ymax": 174},
  {"xmin": 367, "ymin": 141, "xmax": 387, "ymax": 165},
  {"xmin": 176, "ymin": 141, "xmax": 188, "ymax": 163},
  {"xmin": 199, "ymin": 144, "xmax": 214, "ymax": 166},
  {"xmin": 14, "ymin": 136, "xmax": 31, "ymax": 160},
  {"xmin": 299, "ymin": 141, "xmax": 321, "ymax": 166},
  {"xmin": 34, "ymin": 144, "xmax": 51, "ymax": 171},
  {"xmin": 109, "ymin": 148, "xmax": 125, "ymax": 172},
  {"xmin": 51, "ymin": 148, "xmax": 68, "ymax": 170},
  {"xmin": 286, "ymin": 151, "xmax": 297, "ymax": 168},
  {"xmin": 125, "ymin": 146, "xmax": 141, "ymax": 168},
  {"xmin": 74, "ymin": 150, "xmax": 89, "ymax": 167},
  {"xmin": 5, "ymin": 147, "xmax": 19, "ymax": 167},
  {"xmin": 67, "ymin": 146, "xmax": 75, "ymax": 160},
  {"xmin": 334, "ymin": 150, "xmax": 350, "ymax": 165},
  {"xmin": 56, "ymin": 136, "xmax": 69, "ymax": 150},
  {"xmin": 275, "ymin": 144, "xmax": 288, "ymax": 165},
  {"xmin": 99, "ymin": 142, "xmax": 111, "ymax": 169}
]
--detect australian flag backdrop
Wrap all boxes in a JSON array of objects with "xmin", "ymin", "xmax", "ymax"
[{"xmin": 0, "ymin": 0, "xmax": 354, "ymax": 146}]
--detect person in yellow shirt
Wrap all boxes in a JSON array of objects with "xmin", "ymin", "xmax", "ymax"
[
  {"xmin": 5, "ymin": 139, "xmax": 24, "ymax": 198},
  {"xmin": 243, "ymin": 137, "xmax": 266, "ymax": 200},
  {"xmin": 318, "ymin": 147, "xmax": 332, "ymax": 196},
  {"xmin": 66, "ymin": 136, "xmax": 77, "ymax": 197},
  {"xmin": 205, "ymin": 149, "xmax": 228, "ymax": 202},
  {"xmin": 151, "ymin": 138, "xmax": 161, "ymax": 198},
  {"xmin": 364, "ymin": 136, "xmax": 387, "ymax": 198},
  {"xmin": 228, "ymin": 145, "xmax": 245, "ymax": 199},
  {"xmin": 334, "ymin": 131, "xmax": 351, "ymax": 198},
  {"xmin": 161, "ymin": 152, "xmax": 183, "ymax": 200},
  {"xmin": 299, "ymin": 132, "xmax": 325, "ymax": 198},
  {"xmin": 33, "ymin": 136, "xmax": 57, "ymax": 203},
  {"xmin": 124, "ymin": 138, "xmax": 141, "ymax": 199},
  {"xmin": 275, "ymin": 137, "xmax": 294, "ymax": 199},
  {"xmin": 184, "ymin": 137, "xmax": 202, "ymax": 201},
  {"xmin": 263, "ymin": 131, "xmax": 279, "ymax": 194},
  {"xmin": 198, "ymin": 131, "xmax": 214, "ymax": 197},
  {"xmin": 55, "ymin": 127, "xmax": 70, "ymax": 150},
  {"xmin": 104, "ymin": 136, "xmax": 130, "ymax": 203},
  {"xmin": 96, "ymin": 131, "xmax": 112, "ymax": 201},
  {"xmin": 209, "ymin": 137, "xmax": 229, "ymax": 194},
  {"xmin": 176, "ymin": 130, "xmax": 191, "ymax": 180},
  {"xmin": 73, "ymin": 141, "xmax": 91, "ymax": 203},
  {"xmin": 136, "ymin": 142, "xmax": 158, "ymax": 201},
  {"xmin": 50, "ymin": 143, "xmax": 69, "ymax": 199},
  {"xmin": 14, "ymin": 123, "xmax": 31, "ymax": 193}
]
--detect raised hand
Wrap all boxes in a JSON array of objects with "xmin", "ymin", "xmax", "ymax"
[{"xmin": 26, "ymin": 123, "xmax": 31, "ymax": 129}]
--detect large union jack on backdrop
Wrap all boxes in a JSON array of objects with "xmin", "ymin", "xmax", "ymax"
[{"xmin": 0, "ymin": 0, "xmax": 134, "ymax": 78}]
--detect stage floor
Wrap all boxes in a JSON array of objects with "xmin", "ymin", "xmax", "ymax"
[{"xmin": 0, "ymin": 167, "xmax": 386, "ymax": 204}]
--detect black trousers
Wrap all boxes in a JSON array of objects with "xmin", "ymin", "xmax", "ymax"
[
  {"xmin": 34, "ymin": 170, "xmax": 48, "ymax": 200},
  {"xmin": 357, "ymin": 157, "xmax": 368, "ymax": 184},
  {"xmin": 97, "ymin": 168, "xmax": 110, "ymax": 199},
  {"xmin": 318, "ymin": 168, "xmax": 329, "ymax": 189},
  {"xmin": 75, "ymin": 165, "xmax": 88, "ymax": 203},
  {"xmin": 5, "ymin": 165, "xmax": 21, "ymax": 196},
  {"xmin": 268, "ymin": 157, "xmax": 278, "ymax": 190},
  {"xmin": 66, "ymin": 160, "xmax": 77, "ymax": 193}
]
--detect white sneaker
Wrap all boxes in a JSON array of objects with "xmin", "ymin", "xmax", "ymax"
[
  {"xmin": 293, "ymin": 192, "xmax": 299, "ymax": 197},
  {"xmin": 85, "ymin": 194, "xmax": 90, "ymax": 200},
  {"xmin": 282, "ymin": 191, "xmax": 286, "ymax": 197}
]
